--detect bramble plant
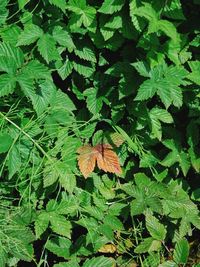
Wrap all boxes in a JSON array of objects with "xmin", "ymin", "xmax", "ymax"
[{"xmin": 0, "ymin": 0, "xmax": 200, "ymax": 266}]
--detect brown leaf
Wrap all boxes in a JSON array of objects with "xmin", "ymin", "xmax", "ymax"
[
  {"xmin": 77, "ymin": 145, "xmax": 97, "ymax": 178},
  {"xmin": 77, "ymin": 143, "xmax": 122, "ymax": 178},
  {"xmin": 95, "ymin": 144, "xmax": 122, "ymax": 175},
  {"xmin": 98, "ymin": 243, "xmax": 116, "ymax": 253}
]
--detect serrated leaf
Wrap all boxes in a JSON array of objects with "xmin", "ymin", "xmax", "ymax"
[
  {"xmin": 159, "ymin": 261, "xmax": 178, "ymax": 267},
  {"xmin": 178, "ymin": 151, "xmax": 190, "ymax": 176},
  {"xmin": 134, "ymin": 237, "xmax": 161, "ymax": 253},
  {"xmin": 130, "ymin": 199, "xmax": 146, "ymax": 216},
  {"xmin": 49, "ymin": 0, "xmax": 67, "ymax": 11},
  {"xmin": 43, "ymin": 161, "xmax": 59, "ymax": 187},
  {"xmin": 77, "ymin": 145, "xmax": 97, "ymax": 178},
  {"xmin": 0, "ymin": 133, "xmax": 12, "ymax": 153},
  {"xmin": 53, "ymin": 261, "xmax": 80, "ymax": 267},
  {"xmin": 135, "ymin": 79, "xmax": 157, "ymax": 100},
  {"xmin": 77, "ymin": 144, "xmax": 122, "ymax": 178},
  {"xmin": 99, "ymin": 0, "xmax": 124, "ymax": 14},
  {"xmin": 74, "ymin": 45, "xmax": 96, "ymax": 63},
  {"xmin": 17, "ymin": 24, "xmax": 43, "ymax": 46},
  {"xmin": 83, "ymin": 256, "xmax": 114, "ymax": 267},
  {"xmin": 37, "ymin": 34, "xmax": 59, "ymax": 63},
  {"xmin": 8, "ymin": 145, "xmax": 21, "ymax": 179},
  {"xmin": 149, "ymin": 108, "xmax": 173, "ymax": 140},
  {"xmin": 173, "ymin": 239, "xmax": 189, "ymax": 264},
  {"xmin": 50, "ymin": 214, "xmax": 72, "ymax": 238},
  {"xmin": 57, "ymin": 59, "xmax": 73, "ymax": 80},
  {"xmin": 188, "ymin": 61, "xmax": 200, "ymax": 85},
  {"xmin": 52, "ymin": 26, "xmax": 74, "ymax": 51},
  {"xmin": 0, "ymin": 55, "xmax": 17, "ymax": 74},
  {"xmin": 46, "ymin": 237, "xmax": 71, "ymax": 259},
  {"xmin": 95, "ymin": 144, "xmax": 122, "ymax": 175},
  {"xmin": 158, "ymin": 20, "xmax": 179, "ymax": 41},
  {"xmin": 104, "ymin": 215, "xmax": 123, "ymax": 230},
  {"xmin": 34, "ymin": 212, "xmax": 49, "ymax": 239},
  {"xmin": 84, "ymin": 87, "xmax": 103, "ymax": 114},
  {"xmin": 18, "ymin": 75, "xmax": 56, "ymax": 116},
  {"xmin": 0, "ymin": 74, "xmax": 16, "ymax": 97},
  {"xmin": 73, "ymin": 62, "xmax": 94, "ymax": 77},
  {"xmin": 132, "ymin": 61, "xmax": 150, "ymax": 77},
  {"xmin": 150, "ymin": 108, "xmax": 173, "ymax": 124},
  {"xmin": 0, "ymin": 42, "xmax": 24, "ymax": 68},
  {"xmin": 22, "ymin": 60, "xmax": 50, "ymax": 80},
  {"xmin": 67, "ymin": 0, "xmax": 96, "ymax": 28},
  {"xmin": 146, "ymin": 213, "xmax": 167, "ymax": 240},
  {"xmin": 129, "ymin": 0, "xmax": 142, "ymax": 31},
  {"xmin": 59, "ymin": 173, "xmax": 76, "ymax": 194}
]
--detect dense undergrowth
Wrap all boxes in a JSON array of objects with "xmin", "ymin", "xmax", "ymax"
[{"xmin": 0, "ymin": 0, "xmax": 200, "ymax": 266}]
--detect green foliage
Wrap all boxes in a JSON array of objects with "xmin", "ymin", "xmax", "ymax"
[{"xmin": 0, "ymin": 0, "xmax": 200, "ymax": 266}]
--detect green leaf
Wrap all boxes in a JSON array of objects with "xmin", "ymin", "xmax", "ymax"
[
  {"xmin": 0, "ymin": 25, "xmax": 21, "ymax": 46},
  {"xmin": 146, "ymin": 213, "xmax": 167, "ymax": 240},
  {"xmin": 34, "ymin": 212, "xmax": 49, "ymax": 239},
  {"xmin": 7, "ymin": 145, "xmax": 21, "ymax": 179},
  {"xmin": 49, "ymin": 0, "xmax": 67, "ymax": 11},
  {"xmin": 46, "ymin": 237, "xmax": 71, "ymax": 259},
  {"xmin": 132, "ymin": 61, "xmax": 150, "ymax": 77},
  {"xmin": 0, "ymin": 55, "xmax": 17, "ymax": 74},
  {"xmin": 104, "ymin": 215, "xmax": 123, "ymax": 230},
  {"xmin": 99, "ymin": 0, "xmax": 124, "ymax": 14},
  {"xmin": 22, "ymin": 60, "xmax": 51, "ymax": 80},
  {"xmin": 18, "ymin": 75, "xmax": 56, "ymax": 116},
  {"xmin": 130, "ymin": 199, "xmax": 146, "ymax": 216},
  {"xmin": 17, "ymin": 24, "xmax": 43, "ymax": 46},
  {"xmin": 57, "ymin": 59, "xmax": 73, "ymax": 80},
  {"xmin": 158, "ymin": 20, "xmax": 179, "ymax": 41},
  {"xmin": 135, "ymin": 79, "xmax": 157, "ymax": 100},
  {"xmin": 52, "ymin": 26, "xmax": 74, "ymax": 51},
  {"xmin": 53, "ymin": 260, "xmax": 80, "ymax": 267},
  {"xmin": 0, "ymin": 1, "xmax": 8, "ymax": 26},
  {"xmin": 173, "ymin": 239, "xmax": 189, "ymax": 264},
  {"xmin": 163, "ymin": 0, "xmax": 185, "ymax": 20},
  {"xmin": 188, "ymin": 61, "xmax": 200, "ymax": 85},
  {"xmin": 83, "ymin": 87, "xmax": 103, "ymax": 114},
  {"xmin": 43, "ymin": 169, "xmax": 58, "ymax": 188},
  {"xmin": 0, "ymin": 74, "xmax": 16, "ymax": 97},
  {"xmin": 33, "ymin": 80, "xmax": 56, "ymax": 116},
  {"xmin": 158, "ymin": 261, "xmax": 178, "ymax": 267},
  {"xmin": 178, "ymin": 151, "xmax": 190, "ymax": 177},
  {"xmin": 129, "ymin": 0, "xmax": 142, "ymax": 31},
  {"xmin": 67, "ymin": 0, "xmax": 96, "ymax": 28},
  {"xmin": 37, "ymin": 34, "xmax": 59, "ymax": 63},
  {"xmin": 74, "ymin": 44, "xmax": 96, "ymax": 63},
  {"xmin": 149, "ymin": 107, "xmax": 173, "ymax": 140},
  {"xmin": 83, "ymin": 256, "xmax": 114, "ymax": 267},
  {"xmin": 50, "ymin": 213, "xmax": 72, "ymax": 238},
  {"xmin": 135, "ymin": 64, "xmax": 187, "ymax": 108},
  {"xmin": 150, "ymin": 108, "xmax": 173, "ymax": 124},
  {"xmin": 18, "ymin": 0, "xmax": 29, "ymax": 9},
  {"xmin": 59, "ymin": 173, "xmax": 76, "ymax": 194},
  {"xmin": 0, "ymin": 133, "xmax": 12, "ymax": 153},
  {"xmin": 73, "ymin": 61, "xmax": 94, "ymax": 77},
  {"xmin": 135, "ymin": 3, "xmax": 158, "ymax": 22},
  {"xmin": 0, "ymin": 42, "xmax": 24, "ymax": 68},
  {"xmin": 134, "ymin": 237, "xmax": 161, "ymax": 253},
  {"xmin": 52, "ymin": 89, "xmax": 76, "ymax": 112}
]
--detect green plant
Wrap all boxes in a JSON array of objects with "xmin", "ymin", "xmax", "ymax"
[{"xmin": 0, "ymin": 0, "xmax": 200, "ymax": 266}]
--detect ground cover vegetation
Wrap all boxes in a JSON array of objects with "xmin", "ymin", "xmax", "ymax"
[{"xmin": 0, "ymin": 0, "xmax": 200, "ymax": 266}]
